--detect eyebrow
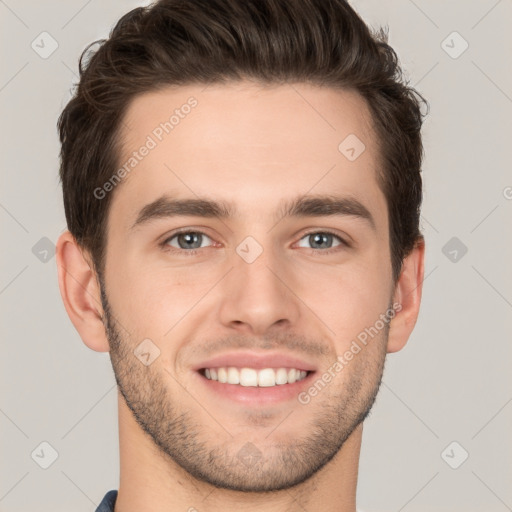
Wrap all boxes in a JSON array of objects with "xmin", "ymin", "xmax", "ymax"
[{"xmin": 129, "ymin": 193, "xmax": 376, "ymax": 232}]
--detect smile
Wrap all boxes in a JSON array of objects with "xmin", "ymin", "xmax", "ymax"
[{"xmin": 201, "ymin": 366, "xmax": 310, "ymax": 387}]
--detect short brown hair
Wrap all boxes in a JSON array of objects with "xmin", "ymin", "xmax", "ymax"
[{"xmin": 58, "ymin": 0, "xmax": 428, "ymax": 284}]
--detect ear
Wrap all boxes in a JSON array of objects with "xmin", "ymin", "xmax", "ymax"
[
  {"xmin": 56, "ymin": 230, "xmax": 110, "ymax": 352},
  {"xmin": 387, "ymin": 236, "xmax": 425, "ymax": 353}
]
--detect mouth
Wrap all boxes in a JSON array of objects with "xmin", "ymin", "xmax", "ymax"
[
  {"xmin": 195, "ymin": 366, "xmax": 316, "ymax": 405},
  {"xmin": 198, "ymin": 366, "xmax": 312, "ymax": 386}
]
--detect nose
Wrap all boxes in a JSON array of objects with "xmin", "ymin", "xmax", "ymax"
[{"xmin": 217, "ymin": 243, "xmax": 301, "ymax": 336}]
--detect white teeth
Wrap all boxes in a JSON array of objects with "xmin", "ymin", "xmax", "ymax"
[
  {"xmin": 217, "ymin": 367, "xmax": 227, "ymax": 383},
  {"xmin": 275, "ymin": 368, "xmax": 288, "ymax": 385},
  {"xmin": 240, "ymin": 368, "xmax": 258, "ymax": 386},
  {"xmin": 203, "ymin": 366, "xmax": 309, "ymax": 387},
  {"xmin": 227, "ymin": 367, "xmax": 240, "ymax": 384},
  {"xmin": 257, "ymin": 368, "xmax": 276, "ymax": 387}
]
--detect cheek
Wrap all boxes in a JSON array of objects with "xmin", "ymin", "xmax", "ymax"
[
  {"xmin": 302, "ymin": 261, "xmax": 392, "ymax": 347},
  {"xmin": 107, "ymin": 238, "xmax": 392, "ymax": 345},
  {"xmin": 108, "ymin": 263, "xmax": 213, "ymax": 336}
]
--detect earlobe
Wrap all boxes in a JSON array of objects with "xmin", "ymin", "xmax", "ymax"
[
  {"xmin": 386, "ymin": 237, "xmax": 425, "ymax": 354},
  {"xmin": 56, "ymin": 230, "xmax": 110, "ymax": 353}
]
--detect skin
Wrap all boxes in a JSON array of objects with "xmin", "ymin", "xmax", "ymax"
[{"xmin": 56, "ymin": 81, "xmax": 425, "ymax": 512}]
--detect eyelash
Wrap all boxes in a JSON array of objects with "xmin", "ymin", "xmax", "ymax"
[{"xmin": 159, "ymin": 229, "xmax": 350, "ymax": 257}]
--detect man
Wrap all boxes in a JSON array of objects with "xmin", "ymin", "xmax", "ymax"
[{"xmin": 55, "ymin": 0, "xmax": 427, "ymax": 510}]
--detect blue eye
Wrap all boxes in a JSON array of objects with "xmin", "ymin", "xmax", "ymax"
[
  {"xmin": 160, "ymin": 229, "xmax": 349, "ymax": 256},
  {"xmin": 297, "ymin": 231, "xmax": 346, "ymax": 251},
  {"xmin": 163, "ymin": 231, "xmax": 214, "ymax": 253}
]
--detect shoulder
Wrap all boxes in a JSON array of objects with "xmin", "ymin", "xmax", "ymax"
[{"xmin": 95, "ymin": 490, "xmax": 118, "ymax": 512}]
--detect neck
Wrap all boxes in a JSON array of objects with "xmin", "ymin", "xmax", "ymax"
[{"xmin": 114, "ymin": 395, "xmax": 361, "ymax": 512}]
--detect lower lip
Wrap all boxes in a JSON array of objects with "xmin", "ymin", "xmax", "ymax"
[{"xmin": 194, "ymin": 370, "xmax": 316, "ymax": 405}]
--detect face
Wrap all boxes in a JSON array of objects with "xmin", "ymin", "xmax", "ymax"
[{"xmin": 99, "ymin": 81, "xmax": 396, "ymax": 492}]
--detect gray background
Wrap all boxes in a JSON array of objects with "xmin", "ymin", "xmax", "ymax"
[{"xmin": 1, "ymin": 0, "xmax": 511, "ymax": 511}]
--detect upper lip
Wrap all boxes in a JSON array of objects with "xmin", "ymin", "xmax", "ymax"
[{"xmin": 193, "ymin": 351, "xmax": 317, "ymax": 372}]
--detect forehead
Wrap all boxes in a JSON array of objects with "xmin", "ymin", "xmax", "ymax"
[
  {"xmin": 110, "ymin": 81, "xmax": 386, "ymax": 234},
  {"xmin": 119, "ymin": 81, "xmax": 376, "ymax": 160}
]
